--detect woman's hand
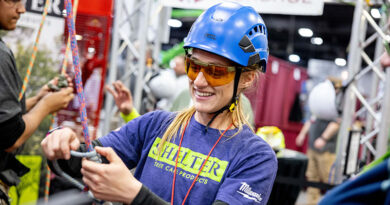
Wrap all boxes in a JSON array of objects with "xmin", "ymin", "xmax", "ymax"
[
  {"xmin": 41, "ymin": 127, "xmax": 80, "ymax": 160},
  {"xmin": 81, "ymin": 146, "xmax": 142, "ymax": 204}
]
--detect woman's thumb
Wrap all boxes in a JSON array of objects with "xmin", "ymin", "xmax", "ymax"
[{"xmin": 95, "ymin": 146, "xmax": 119, "ymax": 163}]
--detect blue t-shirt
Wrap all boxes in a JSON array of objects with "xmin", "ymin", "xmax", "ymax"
[{"xmin": 99, "ymin": 110, "xmax": 277, "ymax": 205}]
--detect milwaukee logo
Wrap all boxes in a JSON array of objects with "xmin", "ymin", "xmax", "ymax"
[{"xmin": 237, "ymin": 182, "xmax": 262, "ymax": 203}]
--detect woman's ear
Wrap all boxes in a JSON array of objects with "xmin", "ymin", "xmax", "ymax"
[{"xmin": 239, "ymin": 71, "xmax": 256, "ymax": 90}]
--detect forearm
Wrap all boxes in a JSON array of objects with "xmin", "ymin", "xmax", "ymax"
[
  {"xmin": 130, "ymin": 186, "xmax": 228, "ymax": 205},
  {"xmin": 321, "ymin": 121, "xmax": 340, "ymax": 140},
  {"xmin": 5, "ymin": 101, "xmax": 50, "ymax": 152},
  {"xmin": 26, "ymin": 95, "xmax": 41, "ymax": 111},
  {"xmin": 130, "ymin": 185, "xmax": 169, "ymax": 205},
  {"xmin": 297, "ymin": 121, "xmax": 311, "ymax": 139}
]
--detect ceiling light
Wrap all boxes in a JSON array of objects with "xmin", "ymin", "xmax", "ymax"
[
  {"xmin": 289, "ymin": 54, "xmax": 300, "ymax": 63},
  {"xmin": 298, "ymin": 28, "xmax": 313, "ymax": 37},
  {"xmin": 167, "ymin": 19, "xmax": 182, "ymax": 28},
  {"xmin": 311, "ymin": 37, "xmax": 323, "ymax": 45},
  {"xmin": 335, "ymin": 58, "xmax": 347, "ymax": 67},
  {"xmin": 370, "ymin": 8, "xmax": 381, "ymax": 19}
]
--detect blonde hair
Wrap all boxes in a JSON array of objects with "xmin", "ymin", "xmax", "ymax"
[{"xmin": 157, "ymin": 70, "xmax": 260, "ymax": 154}]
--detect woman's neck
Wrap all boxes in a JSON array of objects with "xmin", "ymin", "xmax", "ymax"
[{"xmin": 194, "ymin": 110, "xmax": 233, "ymax": 130}]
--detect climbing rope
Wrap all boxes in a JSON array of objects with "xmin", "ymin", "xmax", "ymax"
[
  {"xmin": 44, "ymin": 1, "xmax": 79, "ymax": 201},
  {"xmin": 46, "ymin": 1, "xmax": 103, "ymax": 201},
  {"xmin": 44, "ymin": 116, "xmax": 56, "ymax": 203},
  {"xmin": 64, "ymin": 0, "xmax": 93, "ymax": 151},
  {"xmin": 18, "ymin": 0, "xmax": 51, "ymax": 101},
  {"xmin": 45, "ymin": 0, "xmax": 101, "ymax": 202},
  {"xmin": 61, "ymin": 0, "xmax": 79, "ymax": 75}
]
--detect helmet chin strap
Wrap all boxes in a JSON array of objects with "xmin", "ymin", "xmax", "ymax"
[{"xmin": 205, "ymin": 67, "xmax": 242, "ymax": 133}]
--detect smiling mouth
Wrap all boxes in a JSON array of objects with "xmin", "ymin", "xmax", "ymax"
[{"xmin": 195, "ymin": 90, "xmax": 213, "ymax": 97}]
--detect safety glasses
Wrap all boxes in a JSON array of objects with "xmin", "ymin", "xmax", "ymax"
[{"xmin": 185, "ymin": 56, "xmax": 237, "ymax": 87}]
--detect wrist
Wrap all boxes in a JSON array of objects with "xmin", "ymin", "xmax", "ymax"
[
  {"xmin": 36, "ymin": 98, "xmax": 53, "ymax": 115},
  {"xmin": 320, "ymin": 136, "xmax": 328, "ymax": 141},
  {"xmin": 37, "ymin": 91, "xmax": 45, "ymax": 100},
  {"xmin": 124, "ymin": 179, "xmax": 142, "ymax": 204},
  {"xmin": 121, "ymin": 108, "xmax": 140, "ymax": 123},
  {"xmin": 121, "ymin": 108, "xmax": 132, "ymax": 116}
]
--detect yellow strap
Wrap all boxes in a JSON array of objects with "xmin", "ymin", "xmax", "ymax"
[{"xmin": 229, "ymin": 99, "xmax": 238, "ymax": 112}]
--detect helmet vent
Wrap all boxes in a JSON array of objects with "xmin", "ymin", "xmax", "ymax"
[
  {"xmin": 261, "ymin": 25, "xmax": 266, "ymax": 35},
  {"xmin": 249, "ymin": 31, "xmax": 253, "ymax": 36},
  {"xmin": 248, "ymin": 53, "xmax": 261, "ymax": 66},
  {"xmin": 254, "ymin": 26, "xmax": 258, "ymax": 33},
  {"xmin": 239, "ymin": 35, "xmax": 255, "ymax": 53}
]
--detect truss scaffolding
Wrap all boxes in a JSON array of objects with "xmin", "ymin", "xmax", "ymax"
[
  {"xmin": 101, "ymin": 0, "xmax": 171, "ymax": 135},
  {"xmin": 334, "ymin": 0, "xmax": 390, "ymax": 183}
]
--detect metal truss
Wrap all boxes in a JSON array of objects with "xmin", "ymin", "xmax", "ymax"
[
  {"xmin": 334, "ymin": 0, "xmax": 390, "ymax": 183},
  {"xmin": 101, "ymin": 0, "xmax": 171, "ymax": 135}
]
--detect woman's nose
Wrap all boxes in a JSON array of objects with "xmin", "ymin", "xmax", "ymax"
[{"xmin": 193, "ymin": 71, "xmax": 208, "ymax": 87}]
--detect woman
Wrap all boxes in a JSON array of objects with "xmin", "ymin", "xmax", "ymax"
[{"xmin": 41, "ymin": 2, "xmax": 277, "ymax": 204}]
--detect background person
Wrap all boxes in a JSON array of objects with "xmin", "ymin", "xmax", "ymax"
[
  {"xmin": 149, "ymin": 55, "xmax": 189, "ymax": 110},
  {"xmin": 295, "ymin": 78, "xmax": 342, "ymax": 205},
  {"xmin": 106, "ymin": 80, "xmax": 140, "ymax": 123}
]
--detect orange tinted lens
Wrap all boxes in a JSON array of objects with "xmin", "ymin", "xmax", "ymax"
[
  {"xmin": 185, "ymin": 57, "xmax": 235, "ymax": 86},
  {"xmin": 185, "ymin": 57, "xmax": 200, "ymax": 81},
  {"xmin": 203, "ymin": 65, "xmax": 235, "ymax": 86}
]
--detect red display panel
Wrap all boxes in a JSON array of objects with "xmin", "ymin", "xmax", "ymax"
[
  {"xmin": 58, "ymin": 1, "xmax": 113, "ymax": 139},
  {"xmin": 245, "ymin": 56, "xmax": 309, "ymax": 152}
]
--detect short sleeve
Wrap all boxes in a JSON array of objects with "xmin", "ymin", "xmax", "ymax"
[
  {"xmin": 98, "ymin": 111, "xmax": 172, "ymax": 169},
  {"xmin": 0, "ymin": 41, "xmax": 24, "ymax": 122},
  {"xmin": 216, "ymin": 148, "xmax": 277, "ymax": 205},
  {"xmin": 0, "ymin": 113, "xmax": 26, "ymax": 150}
]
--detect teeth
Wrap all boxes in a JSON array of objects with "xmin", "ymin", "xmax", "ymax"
[{"xmin": 196, "ymin": 90, "xmax": 212, "ymax": 97}]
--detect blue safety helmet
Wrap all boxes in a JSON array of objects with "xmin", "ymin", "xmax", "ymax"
[{"xmin": 184, "ymin": 2, "xmax": 268, "ymax": 72}]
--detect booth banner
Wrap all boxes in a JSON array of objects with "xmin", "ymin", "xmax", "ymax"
[{"xmin": 162, "ymin": 0, "xmax": 324, "ymax": 16}]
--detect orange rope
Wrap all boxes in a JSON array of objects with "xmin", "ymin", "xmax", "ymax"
[{"xmin": 18, "ymin": 0, "xmax": 51, "ymax": 101}]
